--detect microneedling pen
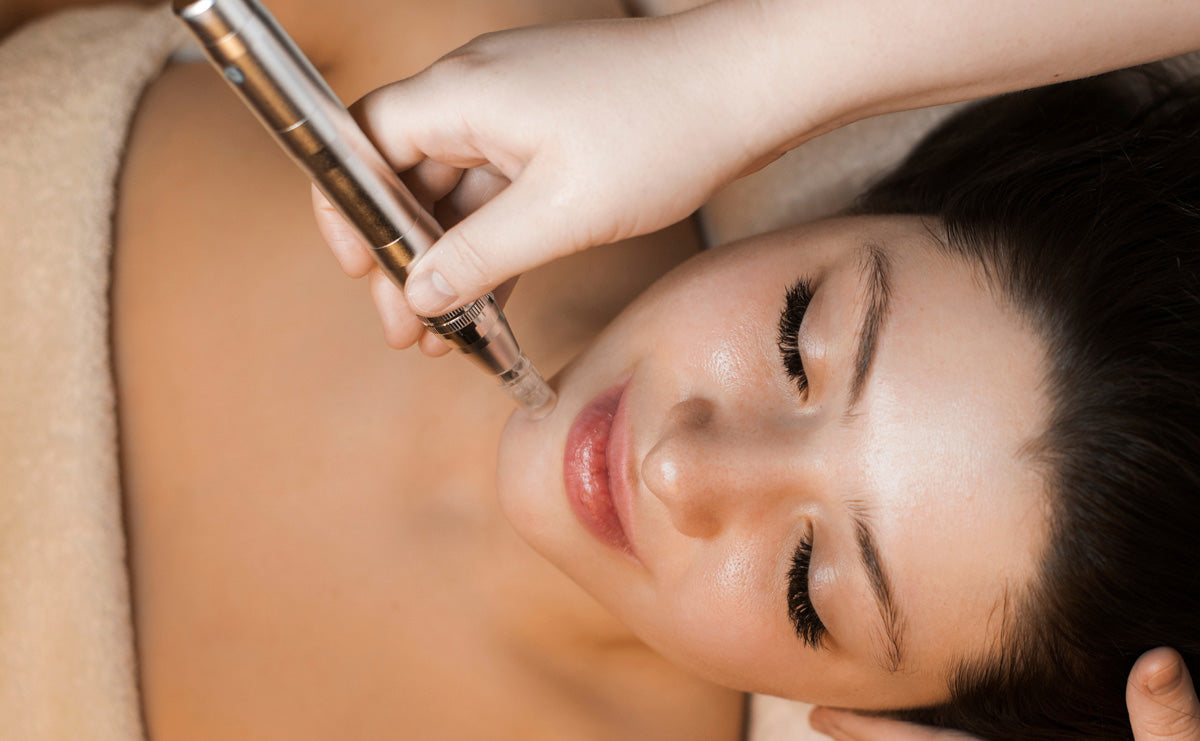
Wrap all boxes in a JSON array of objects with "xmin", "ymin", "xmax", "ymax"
[{"xmin": 173, "ymin": 0, "xmax": 556, "ymax": 417}]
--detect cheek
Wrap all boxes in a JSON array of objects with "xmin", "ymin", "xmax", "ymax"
[
  {"xmin": 700, "ymin": 333, "xmax": 757, "ymax": 392},
  {"xmin": 638, "ymin": 538, "xmax": 799, "ymax": 690},
  {"xmin": 607, "ymin": 258, "xmax": 792, "ymax": 397},
  {"xmin": 619, "ymin": 241, "xmax": 784, "ymax": 328}
]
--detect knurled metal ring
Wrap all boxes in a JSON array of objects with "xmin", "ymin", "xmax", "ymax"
[{"xmin": 420, "ymin": 293, "xmax": 494, "ymax": 334}]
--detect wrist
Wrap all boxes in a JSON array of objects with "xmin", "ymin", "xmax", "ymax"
[{"xmin": 662, "ymin": 0, "xmax": 886, "ymax": 165}]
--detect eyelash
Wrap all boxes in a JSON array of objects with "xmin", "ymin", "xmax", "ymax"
[
  {"xmin": 777, "ymin": 279, "xmax": 814, "ymax": 398},
  {"xmin": 787, "ymin": 532, "xmax": 828, "ymax": 649},
  {"xmin": 779, "ymin": 278, "xmax": 824, "ymax": 647}
]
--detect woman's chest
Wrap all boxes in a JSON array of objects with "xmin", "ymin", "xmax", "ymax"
[{"xmin": 110, "ymin": 62, "xmax": 570, "ymax": 738}]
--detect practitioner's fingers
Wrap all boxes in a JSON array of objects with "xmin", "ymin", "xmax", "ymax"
[
  {"xmin": 312, "ymin": 186, "xmax": 374, "ymax": 278},
  {"xmin": 403, "ymin": 169, "xmax": 591, "ymax": 316},
  {"xmin": 401, "ymin": 157, "xmax": 466, "ymax": 213},
  {"xmin": 368, "ymin": 268, "xmax": 425, "ymax": 350},
  {"xmin": 313, "ymin": 69, "xmax": 496, "ymax": 283},
  {"xmin": 809, "ymin": 708, "xmax": 979, "ymax": 741},
  {"xmin": 1128, "ymin": 648, "xmax": 1200, "ymax": 741},
  {"xmin": 433, "ymin": 164, "xmax": 509, "ymax": 231},
  {"xmin": 418, "ymin": 330, "xmax": 452, "ymax": 357},
  {"xmin": 366, "ymin": 268, "xmax": 451, "ymax": 357},
  {"xmin": 350, "ymin": 77, "xmax": 496, "ymax": 175},
  {"xmin": 409, "ymin": 276, "xmax": 517, "ymax": 359}
]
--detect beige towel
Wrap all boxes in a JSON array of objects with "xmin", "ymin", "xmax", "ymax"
[{"xmin": 0, "ymin": 5, "xmax": 183, "ymax": 739}]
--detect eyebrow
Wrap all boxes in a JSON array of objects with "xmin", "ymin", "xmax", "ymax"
[
  {"xmin": 848, "ymin": 501, "xmax": 906, "ymax": 673},
  {"xmin": 837, "ymin": 246, "xmax": 904, "ymax": 672},
  {"xmin": 848, "ymin": 243, "xmax": 893, "ymax": 407}
]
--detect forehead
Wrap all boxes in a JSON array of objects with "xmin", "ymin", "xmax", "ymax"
[{"xmin": 842, "ymin": 219, "xmax": 1051, "ymax": 674}]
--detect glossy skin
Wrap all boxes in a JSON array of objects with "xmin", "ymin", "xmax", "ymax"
[{"xmin": 499, "ymin": 215, "xmax": 1049, "ymax": 709}]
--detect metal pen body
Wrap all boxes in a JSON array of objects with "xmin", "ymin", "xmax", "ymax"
[{"xmin": 173, "ymin": 0, "xmax": 555, "ymax": 415}]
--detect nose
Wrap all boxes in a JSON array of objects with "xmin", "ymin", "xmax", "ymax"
[{"xmin": 641, "ymin": 397, "xmax": 801, "ymax": 539}]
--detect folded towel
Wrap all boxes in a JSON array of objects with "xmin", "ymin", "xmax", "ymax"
[{"xmin": 0, "ymin": 5, "xmax": 183, "ymax": 739}]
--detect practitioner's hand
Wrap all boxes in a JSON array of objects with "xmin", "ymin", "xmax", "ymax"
[
  {"xmin": 312, "ymin": 5, "xmax": 808, "ymax": 356},
  {"xmin": 807, "ymin": 648, "xmax": 1200, "ymax": 741},
  {"xmin": 313, "ymin": 0, "xmax": 1200, "ymax": 356},
  {"xmin": 1127, "ymin": 648, "xmax": 1200, "ymax": 740}
]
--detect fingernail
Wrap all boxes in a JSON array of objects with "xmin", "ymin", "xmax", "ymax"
[
  {"xmin": 1149, "ymin": 660, "xmax": 1184, "ymax": 696},
  {"xmin": 406, "ymin": 269, "xmax": 457, "ymax": 314}
]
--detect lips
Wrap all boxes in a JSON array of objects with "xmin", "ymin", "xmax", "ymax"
[{"xmin": 563, "ymin": 378, "xmax": 637, "ymax": 558}]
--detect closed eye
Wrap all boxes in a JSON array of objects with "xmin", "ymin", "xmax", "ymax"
[
  {"xmin": 787, "ymin": 530, "xmax": 828, "ymax": 649},
  {"xmin": 777, "ymin": 278, "xmax": 814, "ymax": 398}
]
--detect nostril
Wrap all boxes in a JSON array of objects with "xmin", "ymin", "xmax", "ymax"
[
  {"xmin": 646, "ymin": 397, "xmax": 718, "ymax": 500},
  {"xmin": 667, "ymin": 397, "xmax": 715, "ymax": 429}
]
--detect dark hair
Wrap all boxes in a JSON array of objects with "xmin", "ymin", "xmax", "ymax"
[{"xmin": 856, "ymin": 67, "xmax": 1200, "ymax": 740}]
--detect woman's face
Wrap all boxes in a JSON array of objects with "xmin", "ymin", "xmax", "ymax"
[{"xmin": 498, "ymin": 215, "xmax": 1050, "ymax": 709}]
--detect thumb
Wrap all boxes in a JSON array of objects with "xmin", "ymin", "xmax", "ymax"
[
  {"xmin": 1129, "ymin": 648, "xmax": 1200, "ymax": 741},
  {"xmin": 402, "ymin": 171, "xmax": 588, "ymax": 315}
]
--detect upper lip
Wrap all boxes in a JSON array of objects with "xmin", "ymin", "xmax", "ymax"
[{"xmin": 607, "ymin": 377, "xmax": 639, "ymax": 560}]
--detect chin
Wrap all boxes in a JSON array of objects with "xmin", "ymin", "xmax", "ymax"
[
  {"xmin": 495, "ymin": 363, "xmax": 629, "ymax": 589},
  {"xmin": 495, "ymin": 401, "xmax": 571, "ymax": 563}
]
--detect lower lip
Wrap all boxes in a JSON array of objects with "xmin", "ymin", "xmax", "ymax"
[{"xmin": 563, "ymin": 379, "xmax": 636, "ymax": 557}]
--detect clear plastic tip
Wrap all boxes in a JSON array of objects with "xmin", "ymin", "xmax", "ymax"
[{"xmin": 500, "ymin": 354, "xmax": 557, "ymax": 419}]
